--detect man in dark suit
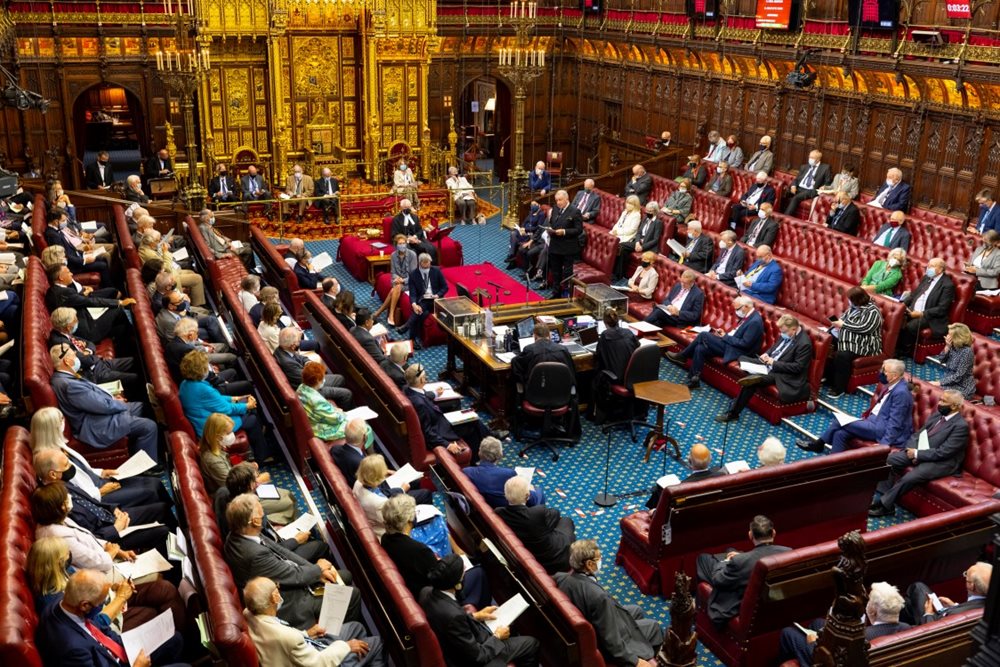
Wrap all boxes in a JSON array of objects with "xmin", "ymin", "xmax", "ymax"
[
  {"xmin": 45, "ymin": 209, "xmax": 113, "ymax": 287},
  {"xmin": 421, "ymin": 555, "xmax": 540, "ymax": 667},
  {"xmin": 778, "ymin": 581, "xmax": 910, "ymax": 665},
  {"xmin": 903, "ymin": 561, "xmax": 992, "ymax": 626},
  {"xmin": 869, "ymin": 168, "xmax": 912, "ymax": 212},
  {"xmin": 554, "ymin": 539, "xmax": 663, "ymax": 667},
  {"xmin": 291, "ymin": 251, "xmax": 322, "ymax": 290},
  {"xmin": 528, "ymin": 160, "xmax": 551, "ymax": 195},
  {"xmin": 331, "ymin": 419, "xmax": 433, "ymax": 505},
  {"xmin": 401, "ymin": 253, "xmax": 447, "ymax": 349},
  {"xmin": 223, "ymin": 493, "xmax": 360, "ymax": 630},
  {"xmin": 705, "ymin": 160, "xmax": 734, "ymax": 198},
  {"xmin": 783, "ymin": 150, "xmax": 832, "ymax": 215},
  {"xmin": 511, "ymin": 323, "xmax": 576, "ymax": 388},
  {"xmin": 869, "ymin": 391, "xmax": 969, "ymax": 517},
  {"xmin": 744, "ymin": 136, "xmax": 774, "ymax": 175},
  {"xmin": 405, "ymin": 363, "xmax": 486, "ymax": 460},
  {"xmin": 644, "ymin": 269, "xmax": 704, "ymax": 328},
  {"xmin": 871, "ymin": 210, "xmax": 913, "ymax": 251},
  {"xmin": 729, "ymin": 171, "xmax": 776, "ymax": 228},
  {"xmin": 667, "ymin": 296, "xmax": 764, "ymax": 389},
  {"xmin": 46, "ymin": 264, "xmax": 134, "ymax": 342},
  {"xmin": 320, "ymin": 277, "xmax": 340, "ymax": 311},
  {"xmin": 645, "ymin": 442, "xmax": 724, "ymax": 510},
  {"xmin": 717, "ymin": 314, "xmax": 814, "ymax": 423},
  {"xmin": 145, "ymin": 148, "xmax": 174, "ymax": 181},
  {"xmin": 697, "ymin": 515, "xmax": 791, "ymax": 627},
  {"xmin": 971, "ymin": 188, "xmax": 998, "ymax": 235},
  {"xmin": 165, "ymin": 319, "xmax": 250, "ymax": 396},
  {"xmin": 48, "ymin": 307, "xmax": 141, "ymax": 399},
  {"xmin": 630, "ymin": 201, "xmax": 664, "ymax": 255},
  {"xmin": 545, "ymin": 189, "xmax": 584, "ymax": 298},
  {"xmin": 391, "ymin": 199, "xmax": 436, "ymax": 262},
  {"xmin": 674, "ymin": 219, "xmax": 714, "ymax": 273},
  {"xmin": 741, "ymin": 202, "xmax": 779, "ymax": 248},
  {"xmin": 84, "ymin": 151, "xmax": 114, "ymax": 190},
  {"xmin": 240, "ymin": 165, "xmax": 272, "ymax": 214},
  {"xmin": 379, "ymin": 344, "xmax": 408, "ymax": 388},
  {"xmin": 274, "ymin": 328, "xmax": 353, "ymax": 406},
  {"xmin": 798, "ymin": 358, "xmax": 914, "ymax": 454},
  {"xmin": 623, "ymin": 164, "xmax": 653, "ymax": 205},
  {"xmin": 351, "ymin": 307, "xmax": 386, "ymax": 365},
  {"xmin": 571, "ymin": 178, "xmax": 601, "ymax": 222},
  {"xmin": 37, "ymin": 569, "xmax": 185, "ymax": 667},
  {"xmin": 463, "ymin": 437, "xmax": 545, "ymax": 508},
  {"xmin": 496, "ymin": 476, "xmax": 575, "ymax": 574},
  {"xmin": 897, "ymin": 257, "xmax": 955, "ymax": 356},
  {"xmin": 707, "ymin": 231, "xmax": 745, "ymax": 289},
  {"xmin": 207, "ymin": 163, "xmax": 239, "ymax": 204},
  {"xmin": 314, "ymin": 167, "xmax": 341, "ymax": 224},
  {"xmin": 825, "ymin": 190, "xmax": 862, "ymax": 235}
]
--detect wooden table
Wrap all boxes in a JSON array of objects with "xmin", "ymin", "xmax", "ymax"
[
  {"xmin": 631, "ymin": 380, "xmax": 692, "ymax": 463},
  {"xmin": 436, "ymin": 300, "xmax": 675, "ymax": 429},
  {"xmin": 365, "ymin": 253, "xmax": 392, "ymax": 284}
]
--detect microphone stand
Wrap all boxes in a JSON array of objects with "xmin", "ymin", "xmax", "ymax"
[{"xmin": 594, "ymin": 420, "xmax": 631, "ymax": 507}]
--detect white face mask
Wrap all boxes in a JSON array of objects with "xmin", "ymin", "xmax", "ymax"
[
  {"xmin": 758, "ymin": 210, "xmax": 767, "ymax": 219},
  {"xmin": 66, "ymin": 495, "xmax": 74, "ymax": 512},
  {"xmin": 221, "ymin": 432, "xmax": 236, "ymax": 448},
  {"xmin": 718, "ymin": 240, "xmax": 728, "ymax": 250},
  {"xmin": 808, "ymin": 158, "xmax": 817, "ymax": 166},
  {"xmin": 593, "ymin": 558, "xmax": 602, "ymax": 573},
  {"xmin": 887, "ymin": 258, "xmax": 899, "ymax": 267}
]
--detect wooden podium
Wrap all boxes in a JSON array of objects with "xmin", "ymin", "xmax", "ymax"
[{"xmin": 631, "ymin": 380, "xmax": 692, "ymax": 463}]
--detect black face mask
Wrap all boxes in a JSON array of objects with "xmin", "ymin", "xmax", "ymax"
[
  {"xmin": 878, "ymin": 371, "xmax": 889, "ymax": 385},
  {"xmin": 61, "ymin": 464, "xmax": 77, "ymax": 482},
  {"xmin": 641, "ymin": 261, "xmax": 651, "ymax": 268},
  {"xmin": 937, "ymin": 404, "xmax": 953, "ymax": 416}
]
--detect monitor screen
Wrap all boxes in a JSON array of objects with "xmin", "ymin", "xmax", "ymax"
[
  {"xmin": 847, "ymin": 0, "xmax": 899, "ymax": 29},
  {"xmin": 578, "ymin": 325, "xmax": 599, "ymax": 346},
  {"xmin": 755, "ymin": 0, "xmax": 796, "ymax": 29},
  {"xmin": 580, "ymin": 0, "xmax": 601, "ymax": 14},
  {"xmin": 516, "ymin": 316, "xmax": 535, "ymax": 339},
  {"xmin": 686, "ymin": 0, "xmax": 718, "ymax": 19}
]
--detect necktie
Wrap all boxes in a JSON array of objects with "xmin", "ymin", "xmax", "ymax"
[
  {"xmin": 250, "ymin": 177, "xmax": 257, "ymax": 191},
  {"xmin": 326, "ymin": 178, "xmax": 332, "ymax": 194},
  {"xmin": 74, "ymin": 493, "xmax": 115, "ymax": 523},
  {"xmin": 881, "ymin": 227, "xmax": 895, "ymax": 246},
  {"xmin": 295, "ymin": 178, "xmax": 301, "ymax": 195},
  {"xmin": 745, "ymin": 263, "xmax": 764, "ymax": 280},
  {"xmin": 85, "ymin": 619, "xmax": 129, "ymax": 664},
  {"xmin": 70, "ymin": 335, "xmax": 87, "ymax": 353},
  {"xmin": 875, "ymin": 184, "xmax": 893, "ymax": 205},
  {"xmin": 580, "ymin": 192, "xmax": 589, "ymax": 211},
  {"xmin": 221, "ymin": 178, "xmax": 227, "ymax": 195},
  {"xmin": 717, "ymin": 248, "xmax": 731, "ymax": 271},
  {"xmin": 748, "ymin": 220, "xmax": 764, "ymax": 245},
  {"xmin": 802, "ymin": 166, "xmax": 816, "ymax": 190},
  {"xmin": 771, "ymin": 337, "xmax": 792, "ymax": 359},
  {"xmin": 926, "ymin": 417, "xmax": 947, "ymax": 438}
]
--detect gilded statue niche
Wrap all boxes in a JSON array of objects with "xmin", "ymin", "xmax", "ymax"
[
  {"xmin": 225, "ymin": 70, "xmax": 251, "ymax": 126},
  {"xmin": 292, "ymin": 37, "xmax": 341, "ymax": 97},
  {"xmin": 382, "ymin": 67, "xmax": 404, "ymax": 122}
]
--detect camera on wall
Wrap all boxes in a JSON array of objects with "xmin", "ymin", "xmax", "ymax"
[{"xmin": 0, "ymin": 64, "xmax": 51, "ymax": 113}]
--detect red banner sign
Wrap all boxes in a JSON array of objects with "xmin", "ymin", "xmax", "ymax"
[{"xmin": 946, "ymin": 2, "xmax": 972, "ymax": 18}]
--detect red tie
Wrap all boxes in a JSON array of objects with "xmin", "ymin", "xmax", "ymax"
[{"xmin": 85, "ymin": 619, "xmax": 129, "ymax": 664}]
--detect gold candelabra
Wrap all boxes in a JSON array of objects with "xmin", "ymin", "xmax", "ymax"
[
  {"xmin": 497, "ymin": 1, "xmax": 546, "ymax": 229},
  {"xmin": 155, "ymin": 0, "xmax": 210, "ymax": 212}
]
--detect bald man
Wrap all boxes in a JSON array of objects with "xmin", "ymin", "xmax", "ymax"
[
  {"xmin": 571, "ymin": 179, "xmax": 601, "ymax": 222},
  {"xmin": 644, "ymin": 443, "xmax": 725, "ymax": 510},
  {"xmin": 903, "ymin": 562, "xmax": 992, "ymax": 626},
  {"xmin": 869, "ymin": 167, "xmax": 911, "ymax": 212}
]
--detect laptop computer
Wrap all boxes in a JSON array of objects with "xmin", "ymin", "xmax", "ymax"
[
  {"xmin": 578, "ymin": 325, "xmax": 600, "ymax": 352},
  {"xmin": 562, "ymin": 341, "xmax": 588, "ymax": 355},
  {"xmin": 516, "ymin": 316, "xmax": 535, "ymax": 339}
]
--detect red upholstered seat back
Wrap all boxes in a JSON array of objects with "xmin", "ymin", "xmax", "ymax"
[
  {"xmin": 30, "ymin": 193, "xmax": 48, "ymax": 251},
  {"xmin": 969, "ymin": 333, "xmax": 1000, "ymax": 401},
  {"xmin": 184, "ymin": 214, "xmax": 247, "ymax": 296},
  {"xmin": 594, "ymin": 189, "xmax": 624, "ymax": 230},
  {"xmin": 908, "ymin": 218, "xmax": 978, "ymax": 266},
  {"xmin": 909, "ymin": 207, "xmax": 966, "ymax": 230},
  {"xmin": 857, "ymin": 204, "xmax": 892, "ymax": 239},
  {"xmin": 23, "ymin": 257, "xmax": 57, "ymax": 413},
  {"xmin": 770, "ymin": 215, "xmax": 889, "ymax": 286},
  {"xmin": 690, "ymin": 190, "xmax": 732, "ymax": 233},
  {"xmin": 773, "ymin": 258, "xmax": 853, "ymax": 325},
  {"xmin": 649, "ymin": 174, "xmax": 678, "ymax": 207},
  {"xmin": 580, "ymin": 223, "xmax": 617, "ymax": 276},
  {"xmin": 0, "ymin": 426, "xmax": 44, "ymax": 667},
  {"xmin": 112, "ymin": 204, "xmax": 141, "ymax": 271}
]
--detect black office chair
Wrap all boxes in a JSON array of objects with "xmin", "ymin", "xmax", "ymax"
[
  {"xmin": 606, "ymin": 343, "xmax": 662, "ymax": 440},
  {"xmin": 516, "ymin": 361, "xmax": 577, "ymax": 461}
]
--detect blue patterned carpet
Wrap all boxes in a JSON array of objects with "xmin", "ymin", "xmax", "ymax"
[{"xmin": 264, "ymin": 213, "xmax": 969, "ymax": 666}]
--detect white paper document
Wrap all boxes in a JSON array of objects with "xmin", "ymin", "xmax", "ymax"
[
  {"xmin": 628, "ymin": 321, "xmax": 662, "ymax": 334},
  {"xmin": 311, "ymin": 252, "xmax": 333, "ymax": 272},
  {"xmin": 302, "ymin": 350, "xmax": 323, "ymax": 365},
  {"xmin": 80, "ymin": 220, "xmax": 99, "ymax": 232},
  {"xmin": 0, "ymin": 252, "xmax": 13, "ymax": 265},
  {"xmin": 918, "ymin": 429, "xmax": 931, "ymax": 451},
  {"xmin": 385, "ymin": 463, "xmax": 424, "ymax": 490},
  {"xmin": 738, "ymin": 361, "xmax": 769, "ymax": 376},
  {"xmin": 344, "ymin": 406, "xmax": 379, "ymax": 421},
  {"xmin": 667, "ymin": 238, "xmax": 688, "ymax": 257},
  {"xmin": 414, "ymin": 504, "xmax": 444, "ymax": 524},
  {"xmin": 122, "ymin": 608, "xmax": 175, "ymax": 666},
  {"xmin": 118, "ymin": 522, "xmax": 165, "ymax": 538},
  {"xmin": 279, "ymin": 315, "xmax": 293, "ymax": 327},
  {"xmin": 230, "ymin": 240, "xmax": 243, "ymax": 250},
  {"xmin": 276, "ymin": 513, "xmax": 319, "ymax": 541},
  {"xmin": 90, "ymin": 246, "xmax": 108, "ymax": 258},
  {"xmin": 171, "ymin": 247, "xmax": 189, "ymax": 262},
  {"xmin": 724, "ymin": 460, "xmax": 751, "ymax": 474},
  {"xmin": 517, "ymin": 336, "xmax": 535, "ymax": 351},
  {"xmin": 114, "ymin": 450, "xmax": 158, "ymax": 479},
  {"xmin": 486, "ymin": 593, "xmax": 530, "ymax": 633},
  {"xmin": 318, "ymin": 584, "xmax": 355, "ymax": 636},
  {"xmin": 496, "ymin": 352, "xmax": 516, "ymax": 363},
  {"xmin": 87, "ymin": 307, "xmax": 109, "ymax": 320},
  {"xmin": 425, "ymin": 381, "xmax": 462, "ymax": 402},
  {"xmin": 515, "ymin": 467, "xmax": 535, "ymax": 485},
  {"xmin": 656, "ymin": 474, "xmax": 682, "ymax": 488},
  {"xmin": 368, "ymin": 323, "xmax": 389, "ymax": 339},
  {"xmin": 256, "ymin": 483, "xmax": 281, "ymax": 500},
  {"xmin": 834, "ymin": 412, "xmax": 860, "ymax": 427},
  {"xmin": 167, "ymin": 528, "xmax": 188, "ymax": 561},
  {"xmin": 115, "ymin": 549, "xmax": 173, "ymax": 580},
  {"xmin": 0, "ymin": 338, "xmax": 14, "ymax": 357},
  {"xmin": 444, "ymin": 409, "xmax": 479, "ymax": 425},
  {"xmin": 97, "ymin": 379, "xmax": 124, "ymax": 397},
  {"xmin": 461, "ymin": 554, "xmax": 474, "ymax": 572}
]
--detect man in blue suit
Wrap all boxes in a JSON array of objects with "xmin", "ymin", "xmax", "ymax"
[
  {"xmin": 667, "ymin": 296, "xmax": 764, "ymax": 389},
  {"xmin": 571, "ymin": 179, "xmax": 601, "ymax": 222},
  {"xmin": 644, "ymin": 270, "xmax": 704, "ymax": 328},
  {"xmin": 405, "ymin": 363, "xmax": 487, "ymax": 461},
  {"xmin": 971, "ymin": 189, "xmax": 998, "ymax": 235},
  {"xmin": 729, "ymin": 171, "xmax": 776, "ymax": 228},
  {"xmin": 463, "ymin": 436, "xmax": 545, "ymax": 508},
  {"xmin": 737, "ymin": 245, "xmax": 783, "ymax": 304},
  {"xmin": 529, "ymin": 160, "xmax": 552, "ymax": 195},
  {"xmin": 49, "ymin": 344, "xmax": 160, "ymax": 461},
  {"xmin": 797, "ymin": 358, "xmax": 914, "ymax": 454},
  {"xmin": 707, "ymin": 231, "xmax": 745, "ymax": 289},
  {"xmin": 37, "ymin": 569, "xmax": 186, "ymax": 667},
  {"xmin": 869, "ymin": 168, "xmax": 912, "ymax": 212},
  {"xmin": 332, "ymin": 418, "xmax": 433, "ymax": 504},
  {"xmin": 871, "ymin": 211, "xmax": 913, "ymax": 251},
  {"xmin": 400, "ymin": 253, "xmax": 448, "ymax": 349}
]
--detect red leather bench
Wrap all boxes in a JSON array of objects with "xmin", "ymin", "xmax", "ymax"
[
  {"xmin": 965, "ymin": 291, "xmax": 1000, "ymax": 335},
  {"xmin": 0, "ymin": 426, "xmax": 44, "ymax": 667},
  {"xmin": 307, "ymin": 438, "xmax": 448, "ymax": 666},
  {"xmin": 30, "ymin": 193, "xmax": 101, "ymax": 287},
  {"xmin": 112, "ymin": 203, "xmax": 141, "ymax": 272},
  {"xmin": 168, "ymin": 431, "xmax": 259, "ymax": 666},
  {"xmin": 593, "ymin": 189, "xmax": 624, "ymax": 230},
  {"xmin": 688, "ymin": 189, "xmax": 733, "ymax": 234},
  {"xmin": 573, "ymin": 223, "xmax": 618, "ymax": 284},
  {"xmin": 616, "ymin": 446, "xmax": 889, "ymax": 596},
  {"xmin": 249, "ymin": 226, "xmax": 322, "ymax": 328},
  {"xmin": 433, "ymin": 447, "xmax": 608, "ymax": 667},
  {"xmin": 338, "ymin": 215, "xmax": 463, "ymax": 282},
  {"xmin": 184, "ymin": 214, "xmax": 247, "ymax": 301},
  {"xmin": 728, "ymin": 168, "xmax": 784, "ymax": 216},
  {"xmin": 909, "ymin": 206, "xmax": 967, "ymax": 230},
  {"xmin": 696, "ymin": 501, "xmax": 1000, "ymax": 667},
  {"xmin": 22, "ymin": 257, "xmax": 130, "ymax": 467},
  {"xmin": 303, "ymin": 291, "xmax": 470, "ymax": 470},
  {"xmin": 649, "ymin": 173, "xmax": 678, "ymax": 208}
]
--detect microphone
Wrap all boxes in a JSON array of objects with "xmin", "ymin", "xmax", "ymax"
[{"xmin": 486, "ymin": 280, "xmax": 503, "ymax": 291}]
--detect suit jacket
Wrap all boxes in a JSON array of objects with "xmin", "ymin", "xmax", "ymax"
[
  {"xmin": 706, "ymin": 172, "xmax": 734, "ymax": 198},
  {"xmin": 872, "ymin": 181, "xmax": 912, "ymax": 212},
  {"xmin": 742, "ymin": 216, "xmax": 779, "ymax": 248},
  {"xmin": 379, "ymin": 359, "xmax": 406, "ymax": 388},
  {"xmin": 547, "ymin": 204, "xmax": 584, "ymax": 255},
  {"xmin": 511, "ymin": 338, "xmax": 576, "ymax": 386},
  {"xmin": 51, "ymin": 371, "xmax": 135, "ymax": 447},
  {"xmin": 826, "ymin": 202, "xmax": 861, "ymax": 235},
  {"xmin": 241, "ymin": 173, "xmax": 270, "ymax": 199},
  {"xmin": 495, "ymin": 504, "xmax": 573, "ymax": 573},
  {"xmin": 903, "ymin": 274, "xmax": 956, "ymax": 336},
  {"xmin": 761, "ymin": 330, "xmax": 814, "ymax": 403},
  {"xmin": 331, "ymin": 443, "xmax": 365, "ymax": 487},
  {"xmin": 792, "ymin": 163, "xmax": 832, "ymax": 192},
  {"xmin": 554, "ymin": 571, "xmax": 658, "ymax": 665},
  {"xmin": 632, "ymin": 215, "xmax": 663, "ymax": 252},
  {"xmin": 419, "ymin": 587, "xmax": 507, "ymax": 667},
  {"xmin": 405, "ymin": 386, "xmax": 459, "ymax": 445},
  {"xmin": 679, "ymin": 164, "xmax": 708, "ymax": 188},
  {"xmin": 969, "ymin": 246, "xmax": 1000, "ymax": 289},
  {"xmin": 463, "ymin": 461, "xmax": 543, "ymax": 508},
  {"xmin": 351, "ymin": 325, "xmax": 386, "ymax": 364},
  {"xmin": 391, "ymin": 210, "xmax": 426, "ymax": 243},
  {"xmin": 44, "ymin": 226, "xmax": 88, "ymax": 272},
  {"xmin": 704, "ymin": 543, "xmax": 792, "ymax": 624},
  {"xmin": 662, "ymin": 190, "xmax": 693, "ymax": 223},
  {"xmin": 49, "ymin": 330, "xmax": 100, "ymax": 374},
  {"xmin": 294, "ymin": 263, "xmax": 321, "ymax": 290},
  {"xmin": 208, "ymin": 175, "xmax": 238, "ymax": 200},
  {"xmin": 274, "ymin": 347, "xmax": 311, "ymax": 387},
  {"xmin": 680, "ymin": 235, "xmax": 715, "ymax": 273},
  {"xmin": 976, "ymin": 203, "xmax": 999, "ymax": 234},
  {"xmin": 84, "ymin": 162, "xmax": 114, "ymax": 189},
  {"xmin": 659, "ymin": 284, "xmax": 705, "ymax": 327},
  {"xmin": 862, "ymin": 380, "xmax": 915, "ymax": 447},
  {"xmin": 742, "ymin": 260, "xmax": 783, "ymax": 304},
  {"xmin": 64, "ymin": 483, "xmax": 121, "ymax": 542},
  {"xmin": 200, "ymin": 222, "xmax": 233, "ymax": 258},
  {"xmin": 244, "ymin": 610, "xmax": 352, "ymax": 667},
  {"xmin": 744, "ymin": 149, "xmax": 774, "ymax": 175},
  {"xmin": 408, "ymin": 265, "xmax": 448, "ymax": 304},
  {"xmin": 314, "ymin": 176, "xmax": 340, "ymax": 198},
  {"xmin": 145, "ymin": 155, "xmax": 174, "ymax": 179},
  {"xmin": 623, "ymin": 174, "xmax": 653, "ymax": 204},
  {"xmin": 738, "ymin": 183, "xmax": 776, "ymax": 209},
  {"xmin": 571, "ymin": 189, "xmax": 601, "ymax": 221},
  {"xmin": 721, "ymin": 311, "xmax": 765, "ymax": 362},
  {"xmin": 529, "ymin": 169, "xmax": 551, "ymax": 193},
  {"xmin": 285, "ymin": 174, "xmax": 315, "ymax": 197},
  {"xmin": 45, "ymin": 283, "xmax": 118, "ymax": 315},
  {"xmin": 711, "ymin": 244, "xmax": 746, "ymax": 288},
  {"xmin": 37, "ymin": 600, "xmax": 129, "ymax": 667},
  {"xmin": 872, "ymin": 223, "xmax": 912, "ymax": 251},
  {"xmin": 907, "ymin": 412, "xmax": 969, "ymax": 476}
]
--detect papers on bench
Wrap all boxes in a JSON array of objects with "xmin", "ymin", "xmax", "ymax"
[
  {"xmin": 688, "ymin": 325, "xmax": 711, "ymax": 333},
  {"xmin": 638, "ymin": 337, "xmax": 657, "ymax": 347},
  {"xmin": 0, "ymin": 252, "xmax": 15, "ymax": 264},
  {"xmin": 385, "ymin": 463, "xmax": 424, "ymax": 490},
  {"xmin": 279, "ymin": 315, "xmax": 293, "ymax": 327},
  {"xmin": 276, "ymin": 513, "xmax": 319, "ymax": 541},
  {"xmin": 369, "ymin": 323, "xmax": 389, "ymax": 339},
  {"xmin": 628, "ymin": 321, "xmax": 661, "ymax": 334},
  {"xmin": 738, "ymin": 361, "xmax": 769, "ymax": 376},
  {"xmin": 384, "ymin": 339, "xmax": 413, "ymax": 356},
  {"xmin": 414, "ymin": 504, "xmax": 443, "ymax": 524},
  {"xmin": 834, "ymin": 412, "xmax": 860, "ymax": 427},
  {"xmin": 114, "ymin": 549, "xmax": 173, "ymax": 580},
  {"xmin": 80, "ymin": 220, "xmax": 99, "ymax": 232},
  {"xmin": 122, "ymin": 608, "xmax": 175, "ymax": 666},
  {"xmin": 0, "ymin": 338, "xmax": 13, "ymax": 358},
  {"xmin": 97, "ymin": 379, "xmax": 124, "ymax": 397},
  {"xmin": 171, "ymin": 247, "xmax": 189, "ymax": 262},
  {"xmin": 301, "ymin": 350, "xmax": 323, "ymax": 365},
  {"xmin": 114, "ymin": 450, "xmax": 158, "ymax": 479},
  {"xmin": 515, "ymin": 467, "xmax": 534, "ymax": 485},
  {"xmin": 256, "ymin": 483, "xmax": 281, "ymax": 500},
  {"xmin": 87, "ymin": 307, "xmax": 109, "ymax": 320},
  {"xmin": 284, "ymin": 256, "xmax": 297, "ymax": 268},
  {"xmin": 344, "ymin": 406, "xmax": 379, "ymax": 421},
  {"xmin": 666, "ymin": 238, "xmax": 688, "ymax": 257},
  {"xmin": 118, "ymin": 522, "xmax": 165, "ymax": 538},
  {"xmin": 311, "ymin": 251, "xmax": 333, "ymax": 272},
  {"xmin": 977, "ymin": 288, "xmax": 1000, "ymax": 296},
  {"xmin": 485, "ymin": 593, "xmax": 530, "ymax": 633},
  {"xmin": 89, "ymin": 246, "xmax": 108, "ymax": 259},
  {"xmin": 0, "ymin": 290, "xmax": 8, "ymax": 300},
  {"xmin": 167, "ymin": 527, "xmax": 188, "ymax": 562},
  {"xmin": 723, "ymin": 460, "xmax": 751, "ymax": 474},
  {"xmin": 656, "ymin": 473, "xmax": 681, "ymax": 488},
  {"xmin": 318, "ymin": 584, "xmax": 354, "ymax": 636},
  {"xmin": 230, "ymin": 240, "xmax": 244, "ymax": 250},
  {"xmin": 444, "ymin": 409, "xmax": 479, "ymax": 425},
  {"xmin": 425, "ymin": 381, "xmax": 462, "ymax": 402}
]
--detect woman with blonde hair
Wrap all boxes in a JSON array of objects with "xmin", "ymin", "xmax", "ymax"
[
  {"xmin": 353, "ymin": 453, "xmax": 392, "ymax": 538},
  {"xmin": 626, "ymin": 250, "xmax": 659, "ymax": 300},
  {"xmin": 931, "ymin": 323, "xmax": 976, "ymax": 399},
  {"xmin": 611, "ymin": 194, "xmax": 643, "ymax": 280}
]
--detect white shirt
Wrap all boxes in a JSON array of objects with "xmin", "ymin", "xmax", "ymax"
[
  {"xmin": 871, "ymin": 380, "xmax": 902, "ymax": 416},
  {"xmin": 913, "ymin": 274, "xmax": 942, "ymax": 312},
  {"xmin": 745, "ymin": 185, "xmax": 766, "ymax": 206},
  {"xmin": 669, "ymin": 288, "xmax": 690, "ymax": 309}
]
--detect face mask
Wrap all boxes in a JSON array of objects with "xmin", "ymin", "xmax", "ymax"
[
  {"xmin": 717, "ymin": 167, "xmax": 724, "ymax": 174},
  {"xmin": 758, "ymin": 210, "xmax": 767, "ymax": 219},
  {"xmin": 396, "ymin": 244, "xmax": 406, "ymax": 253},
  {"xmin": 364, "ymin": 425, "xmax": 375, "ymax": 449},
  {"xmin": 70, "ymin": 322, "xmax": 79, "ymax": 334},
  {"xmin": 177, "ymin": 301, "xmax": 189, "ymax": 313},
  {"xmin": 641, "ymin": 261, "xmax": 650, "ymax": 268},
  {"xmin": 399, "ymin": 165, "xmax": 407, "ymax": 171},
  {"xmin": 808, "ymin": 158, "xmax": 817, "ymax": 166},
  {"xmin": 759, "ymin": 144, "xmax": 767, "ymax": 151},
  {"xmin": 735, "ymin": 308, "xmax": 746, "ymax": 319},
  {"xmin": 84, "ymin": 604, "xmax": 103, "ymax": 621},
  {"xmin": 593, "ymin": 559, "xmax": 602, "ymax": 574},
  {"xmin": 718, "ymin": 240, "xmax": 727, "ymax": 250},
  {"xmin": 887, "ymin": 258, "xmax": 899, "ymax": 268},
  {"xmin": 688, "ymin": 161, "xmax": 697, "ymax": 167},
  {"xmin": 885, "ymin": 179, "xmax": 894, "ymax": 187},
  {"xmin": 727, "ymin": 141, "xmax": 735, "ymax": 147},
  {"xmin": 757, "ymin": 180, "xmax": 766, "ymax": 186},
  {"xmin": 938, "ymin": 404, "xmax": 953, "ymax": 416},
  {"xmin": 71, "ymin": 357, "xmax": 82, "ymax": 373},
  {"xmin": 208, "ymin": 218, "xmax": 216, "ymax": 226},
  {"xmin": 294, "ymin": 172, "xmax": 302, "ymax": 178},
  {"xmin": 925, "ymin": 267, "xmax": 937, "ymax": 278},
  {"xmin": 276, "ymin": 595, "xmax": 284, "ymax": 611},
  {"xmin": 878, "ymin": 371, "xmax": 889, "ymax": 385},
  {"xmin": 59, "ymin": 221, "xmax": 68, "ymax": 230},
  {"xmin": 679, "ymin": 187, "xmax": 688, "ymax": 193},
  {"xmin": 780, "ymin": 332, "xmax": 791, "ymax": 341},
  {"xmin": 530, "ymin": 204, "xmax": 539, "ymax": 212},
  {"xmin": 221, "ymin": 432, "xmax": 236, "ymax": 448},
  {"xmin": 62, "ymin": 464, "xmax": 77, "ymax": 482}
]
